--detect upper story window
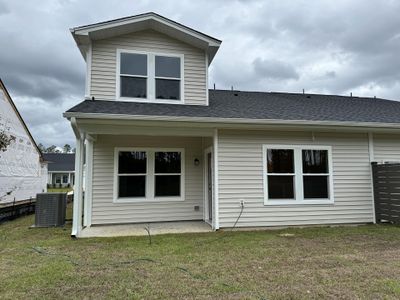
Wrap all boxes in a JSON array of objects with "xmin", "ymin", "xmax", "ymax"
[
  {"xmin": 120, "ymin": 53, "xmax": 147, "ymax": 98},
  {"xmin": 117, "ymin": 50, "xmax": 183, "ymax": 103}
]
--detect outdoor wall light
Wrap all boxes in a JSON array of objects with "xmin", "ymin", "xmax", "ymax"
[{"xmin": 194, "ymin": 158, "xmax": 200, "ymax": 166}]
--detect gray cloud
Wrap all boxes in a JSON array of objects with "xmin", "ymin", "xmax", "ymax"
[
  {"xmin": 1, "ymin": 0, "xmax": 400, "ymax": 147},
  {"xmin": 0, "ymin": 1, "xmax": 9, "ymax": 16},
  {"xmin": 253, "ymin": 58, "xmax": 299, "ymax": 80}
]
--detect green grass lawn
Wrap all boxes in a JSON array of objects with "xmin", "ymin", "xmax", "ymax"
[{"xmin": 1, "ymin": 210, "xmax": 400, "ymax": 300}]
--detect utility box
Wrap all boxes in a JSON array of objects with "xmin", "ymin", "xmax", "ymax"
[{"xmin": 35, "ymin": 193, "xmax": 67, "ymax": 227}]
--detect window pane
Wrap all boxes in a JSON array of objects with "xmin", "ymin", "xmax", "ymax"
[
  {"xmin": 155, "ymin": 175, "xmax": 180, "ymax": 197},
  {"xmin": 118, "ymin": 151, "xmax": 146, "ymax": 174},
  {"xmin": 155, "ymin": 56, "xmax": 180, "ymax": 78},
  {"xmin": 119, "ymin": 176, "xmax": 146, "ymax": 198},
  {"xmin": 120, "ymin": 76, "xmax": 146, "ymax": 98},
  {"xmin": 120, "ymin": 53, "xmax": 147, "ymax": 76},
  {"xmin": 155, "ymin": 152, "xmax": 181, "ymax": 173},
  {"xmin": 303, "ymin": 175, "xmax": 329, "ymax": 199},
  {"xmin": 267, "ymin": 149, "xmax": 294, "ymax": 173},
  {"xmin": 62, "ymin": 175, "xmax": 68, "ymax": 183},
  {"xmin": 268, "ymin": 175, "xmax": 294, "ymax": 199},
  {"xmin": 302, "ymin": 150, "xmax": 328, "ymax": 173},
  {"xmin": 156, "ymin": 79, "xmax": 180, "ymax": 100}
]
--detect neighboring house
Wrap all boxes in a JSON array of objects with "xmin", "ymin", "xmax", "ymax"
[
  {"xmin": 0, "ymin": 79, "xmax": 47, "ymax": 204},
  {"xmin": 64, "ymin": 12, "xmax": 400, "ymax": 237},
  {"xmin": 43, "ymin": 153, "xmax": 75, "ymax": 188}
]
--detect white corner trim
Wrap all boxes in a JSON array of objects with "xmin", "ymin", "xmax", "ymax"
[
  {"xmin": 84, "ymin": 42, "xmax": 92, "ymax": 99},
  {"xmin": 262, "ymin": 144, "xmax": 334, "ymax": 206},
  {"xmin": 368, "ymin": 132, "xmax": 374, "ymax": 162},
  {"xmin": 112, "ymin": 147, "xmax": 185, "ymax": 203},
  {"xmin": 368, "ymin": 132, "xmax": 377, "ymax": 224},
  {"xmin": 205, "ymin": 51, "xmax": 209, "ymax": 106},
  {"xmin": 213, "ymin": 129, "xmax": 220, "ymax": 230}
]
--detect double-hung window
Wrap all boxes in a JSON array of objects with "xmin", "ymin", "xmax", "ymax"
[
  {"xmin": 117, "ymin": 151, "xmax": 147, "ymax": 198},
  {"xmin": 155, "ymin": 56, "xmax": 181, "ymax": 100},
  {"xmin": 154, "ymin": 151, "xmax": 182, "ymax": 197},
  {"xmin": 263, "ymin": 145, "xmax": 333, "ymax": 205},
  {"xmin": 117, "ymin": 50, "xmax": 183, "ymax": 102},
  {"xmin": 120, "ymin": 53, "xmax": 148, "ymax": 98},
  {"xmin": 114, "ymin": 148, "xmax": 184, "ymax": 202}
]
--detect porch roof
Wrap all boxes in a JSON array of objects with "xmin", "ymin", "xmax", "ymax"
[{"xmin": 65, "ymin": 89, "xmax": 400, "ymax": 127}]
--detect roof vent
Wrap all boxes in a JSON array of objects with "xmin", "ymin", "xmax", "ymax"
[
  {"xmin": 234, "ymin": 92, "xmax": 239, "ymax": 96},
  {"xmin": 306, "ymin": 95, "xmax": 311, "ymax": 99}
]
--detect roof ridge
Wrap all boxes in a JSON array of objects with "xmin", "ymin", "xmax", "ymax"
[{"xmin": 208, "ymin": 89, "xmax": 396, "ymax": 102}]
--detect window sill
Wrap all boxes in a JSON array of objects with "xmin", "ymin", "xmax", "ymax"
[
  {"xmin": 113, "ymin": 196, "xmax": 184, "ymax": 204},
  {"xmin": 264, "ymin": 199, "xmax": 334, "ymax": 206},
  {"xmin": 117, "ymin": 96, "xmax": 184, "ymax": 105}
]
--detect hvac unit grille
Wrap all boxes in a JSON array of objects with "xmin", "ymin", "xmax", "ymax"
[{"xmin": 35, "ymin": 193, "xmax": 67, "ymax": 227}]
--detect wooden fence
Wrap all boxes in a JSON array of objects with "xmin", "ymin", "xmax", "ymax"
[{"xmin": 372, "ymin": 162, "xmax": 400, "ymax": 224}]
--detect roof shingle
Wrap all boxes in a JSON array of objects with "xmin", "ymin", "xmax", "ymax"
[
  {"xmin": 43, "ymin": 153, "xmax": 75, "ymax": 172},
  {"xmin": 65, "ymin": 89, "xmax": 400, "ymax": 124}
]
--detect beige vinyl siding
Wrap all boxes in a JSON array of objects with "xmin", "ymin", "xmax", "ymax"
[
  {"xmin": 90, "ymin": 30, "xmax": 207, "ymax": 105},
  {"xmin": 91, "ymin": 135, "xmax": 204, "ymax": 225},
  {"xmin": 373, "ymin": 133, "xmax": 400, "ymax": 161},
  {"xmin": 217, "ymin": 130, "xmax": 374, "ymax": 228}
]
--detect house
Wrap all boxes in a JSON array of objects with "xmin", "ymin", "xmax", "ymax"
[
  {"xmin": 43, "ymin": 153, "xmax": 75, "ymax": 188},
  {"xmin": 64, "ymin": 12, "xmax": 400, "ymax": 237},
  {"xmin": 0, "ymin": 79, "xmax": 47, "ymax": 205}
]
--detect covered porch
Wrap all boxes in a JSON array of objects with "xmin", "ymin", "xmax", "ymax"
[
  {"xmin": 79, "ymin": 221, "xmax": 212, "ymax": 237},
  {"xmin": 71, "ymin": 117, "xmax": 220, "ymax": 237}
]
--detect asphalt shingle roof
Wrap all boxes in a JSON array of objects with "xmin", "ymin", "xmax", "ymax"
[
  {"xmin": 43, "ymin": 153, "xmax": 75, "ymax": 172},
  {"xmin": 66, "ymin": 89, "xmax": 400, "ymax": 124}
]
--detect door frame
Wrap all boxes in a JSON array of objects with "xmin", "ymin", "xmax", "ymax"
[{"xmin": 203, "ymin": 146, "xmax": 213, "ymax": 225}]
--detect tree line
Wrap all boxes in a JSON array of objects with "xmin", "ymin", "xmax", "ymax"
[
  {"xmin": 38, "ymin": 143, "xmax": 75, "ymax": 153},
  {"xmin": 0, "ymin": 130, "xmax": 74, "ymax": 154}
]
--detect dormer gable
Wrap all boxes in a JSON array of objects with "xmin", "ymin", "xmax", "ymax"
[{"xmin": 70, "ymin": 13, "xmax": 221, "ymax": 106}]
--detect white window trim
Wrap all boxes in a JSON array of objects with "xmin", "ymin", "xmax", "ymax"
[
  {"xmin": 113, "ymin": 147, "xmax": 185, "ymax": 203},
  {"xmin": 116, "ymin": 49, "xmax": 185, "ymax": 104},
  {"xmin": 262, "ymin": 144, "xmax": 334, "ymax": 206}
]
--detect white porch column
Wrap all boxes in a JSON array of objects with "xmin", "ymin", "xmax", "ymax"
[
  {"xmin": 213, "ymin": 128, "xmax": 220, "ymax": 230},
  {"xmin": 71, "ymin": 134, "xmax": 85, "ymax": 237},
  {"xmin": 83, "ymin": 136, "xmax": 94, "ymax": 227},
  {"xmin": 71, "ymin": 117, "xmax": 85, "ymax": 237}
]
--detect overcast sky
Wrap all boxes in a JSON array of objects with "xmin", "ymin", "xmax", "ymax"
[{"xmin": 1, "ymin": 0, "xmax": 400, "ymax": 147}]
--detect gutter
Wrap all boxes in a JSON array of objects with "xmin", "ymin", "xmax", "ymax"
[{"xmin": 63, "ymin": 112, "xmax": 400, "ymax": 131}]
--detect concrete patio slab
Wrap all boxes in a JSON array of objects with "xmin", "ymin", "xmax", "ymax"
[{"xmin": 79, "ymin": 221, "xmax": 212, "ymax": 238}]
